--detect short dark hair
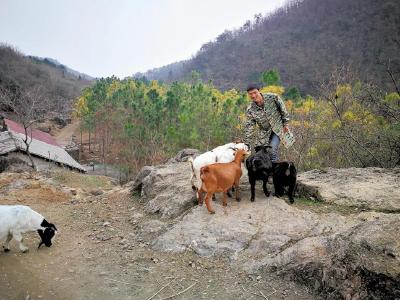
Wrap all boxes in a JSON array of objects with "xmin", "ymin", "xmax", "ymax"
[{"xmin": 246, "ymin": 84, "xmax": 259, "ymax": 92}]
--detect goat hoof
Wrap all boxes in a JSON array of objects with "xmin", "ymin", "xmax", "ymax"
[
  {"xmin": 236, "ymin": 197, "xmax": 241, "ymax": 202},
  {"xmin": 250, "ymin": 198, "xmax": 255, "ymax": 202},
  {"xmin": 289, "ymin": 198, "xmax": 294, "ymax": 204},
  {"xmin": 209, "ymin": 210, "xmax": 216, "ymax": 214},
  {"xmin": 3, "ymin": 248, "xmax": 10, "ymax": 253},
  {"xmin": 21, "ymin": 248, "xmax": 29, "ymax": 253},
  {"xmin": 264, "ymin": 192, "xmax": 270, "ymax": 197}
]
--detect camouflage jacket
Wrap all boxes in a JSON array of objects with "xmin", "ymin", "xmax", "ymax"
[{"xmin": 243, "ymin": 93, "xmax": 290, "ymax": 147}]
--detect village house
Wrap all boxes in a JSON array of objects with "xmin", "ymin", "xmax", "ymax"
[{"xmin": 0, "ymin": 117, "xmax": 85, "ymax": 172}]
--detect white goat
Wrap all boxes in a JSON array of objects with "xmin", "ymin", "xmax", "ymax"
[
  {"xmin": 188, "ymin": 142, "xmax": 249, "ymax": 197},
  {"xmin": 0, "ymin": 205, "xmax": 57, "ymax": 253}
]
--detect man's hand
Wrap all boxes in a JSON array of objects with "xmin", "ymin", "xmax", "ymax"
[{"xmin": 283, "ymin": 125, "xmax": 289, "ymax": 133}]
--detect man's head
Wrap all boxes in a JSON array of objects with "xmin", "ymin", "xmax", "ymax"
[{"xmin": 246, "ymin": 84, "xmax": 264, "ymax": 106}]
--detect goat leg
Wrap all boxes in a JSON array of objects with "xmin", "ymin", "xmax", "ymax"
[
  {"xmin": 227, "ymin": 186, "xmax": 235, "ymax": 198},
  {"xmin": 273, "ymin": 177, "xmax": 284, "ymax": 198},
  {"xmin": 3, "ymin": 233, "xmax": 12, "ymax": 252},
  {"xmin": 249, "ymin": 176, "xmax": 256, "ymax": 202},
  {"xmin": 288, "ymin": 178, "xmax": 296, "ymax": 204},
  {"xmin": 198, "ymin": 189, "xmax": 204, "ymax": 206},
  {"xmin": 13, "ymin": 232, "xmax": 29, "ymax": 253},
  {"xmin": 205, "ymin": 192, "xmax": 215, "ymax": 214},
  {"xmin": 235, "ymin": 184, "xmax": 241, "ymax": 202},
  {"xmin": 262, "ymin": 179, "xmax": 270, "ymax": 197},
  {"xmin": 222, "ymin": 192, "xmax": 228, "ymax": 207}
]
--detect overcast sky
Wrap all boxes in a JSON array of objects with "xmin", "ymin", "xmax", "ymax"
[{"xmin": 0, "ymin": 0, "xmax": 286, "ymax": 78}]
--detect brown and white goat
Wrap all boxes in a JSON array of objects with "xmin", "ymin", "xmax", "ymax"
[{"xmin": 198, "ymin": 149, "xmax": 249, "ymax": 214}]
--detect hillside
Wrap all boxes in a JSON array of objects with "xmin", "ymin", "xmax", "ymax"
[
  {"xmin": 1, "ymin": 151, "xmax": 399, "ymax": 299},
  {"xmin": 136, "ymin": 0, "xmax": 400, "ymax": 94},
  {"xmin": 0, "ymin": 45, "xmax": 93, "ymax": 119}
]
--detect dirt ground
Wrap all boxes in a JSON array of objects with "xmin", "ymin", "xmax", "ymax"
[
  {"xmin": 54, "ymin": 120, "xmax": 81, "ymax": 148},
  {"xmin": 0, "ymin": 172, "xmax": 316, "ymax": 300}
]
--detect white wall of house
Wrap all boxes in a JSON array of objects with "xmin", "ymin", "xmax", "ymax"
[{"xmin": 8, "ymin": 152, "xmax": 73, "ymax": 172}]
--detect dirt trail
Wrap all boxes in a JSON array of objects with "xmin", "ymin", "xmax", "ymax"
[
  {"xmin": 54, "ymin": 120, "xmax": 80, "ymax": 147},
  {"xmin": 0, "ymin": 173, "xmax": 315, "ymax": 300}
]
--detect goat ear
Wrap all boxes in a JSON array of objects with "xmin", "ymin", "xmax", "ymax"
[
  {"xmin": 41, "ymin": 219, "xmax": 51, "ymax": 227},
  {"xmin": 48, "ymin": 223, "xmax": 57, "ymax": 231}
]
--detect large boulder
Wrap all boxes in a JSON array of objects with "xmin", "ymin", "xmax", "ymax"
[
  {"xmin": 253, "ymin": 212, "xmax": 400, "ymax": 299},
  {"xmin": 153, "ymin": 199, "xmax": 356, "ymax": 257},
  {"xmin": 167, "ymin": 148, "xmax": 200, "ymax": 163},
  {"xmin": 130, "ymin": 156, "xmax": 400, "ymax": 298},
  {"xmin": 297, "ymin": 167, "xmax": 400, "ymax": 212},
  {"xmin": 131, "ymin": 161, "xmax": 196, "ymax": 219}
]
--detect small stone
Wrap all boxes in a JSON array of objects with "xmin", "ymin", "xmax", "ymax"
[
  {"xmin": 90, "ymin": 189, "xmax": 104, "ymax": 196},
  {"xmin": 102, "ymin": 222, "xmax": 111, "ymax": 227}
]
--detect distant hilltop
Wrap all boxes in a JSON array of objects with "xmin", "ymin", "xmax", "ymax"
[
  {"xmin": 28, "ymin": 56, "xmax": 94, "ymax": 81},
  {"xmin": 134, "ymin": 0, "xmax": 400, "ymax": 94},
  {"xmin": 0, "ymin": 44, "xmax": 93, "ymax": 119}
]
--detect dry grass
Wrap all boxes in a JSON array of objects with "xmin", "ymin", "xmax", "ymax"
[
  {"xmin": 11, "ymin": 187, "xmax": 71, "ymax": 203},
  {"xmin": 52, "ymin": 170, "xmax": 115, "ymax": 191}
]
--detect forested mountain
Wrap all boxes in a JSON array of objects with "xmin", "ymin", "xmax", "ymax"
[
  {"xmin": 135, "ymin": 0, "xmax": 400, "ymax": 94},
  {"xmin": 0, "ymin": 45, "xmax": 93, "ymax": 116}
]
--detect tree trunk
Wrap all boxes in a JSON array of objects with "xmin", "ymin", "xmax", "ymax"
[{"xmin": 23, "ymin": 125, "xmax": 36, "ymax": 170}]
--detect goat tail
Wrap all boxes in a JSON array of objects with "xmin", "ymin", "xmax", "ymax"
[
  {"xmin": 200, "ymin": 166, "xmax": 210, "ymax": 178},
  {"xmin": 188, "ymin": 156, "xmax": 195, "ymax": 173},
  {"xmin": 188, "ymin": 156, "xmax": 197, "ymax": 191}
]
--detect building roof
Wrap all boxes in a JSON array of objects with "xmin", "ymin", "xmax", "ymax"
[
  {"xmin": 4, "ymin": 118, "xmax": 60, "ymax": 146},
  {"xmin": 1, "ymin": 121, "xmax": 85, "ymax": 172}
]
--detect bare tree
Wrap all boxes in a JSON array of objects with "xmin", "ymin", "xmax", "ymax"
[{"xmin": 0, "ymin": 85, "xmax": 49, "ymax": 170}]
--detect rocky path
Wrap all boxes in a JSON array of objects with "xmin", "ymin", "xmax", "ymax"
[{"xmin": 54, "ymin": 120, "xmax": 80, "ymax": 147}]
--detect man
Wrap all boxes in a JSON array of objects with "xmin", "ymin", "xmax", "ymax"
[{"xmin": 243, "ymin": 84, "xmax": 291, "ymax": 162}]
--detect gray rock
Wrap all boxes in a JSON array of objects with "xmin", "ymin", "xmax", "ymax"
[
  {"xmin": 131, "ymin": 162, "xmax": 196, "ymax": 219},
  {"xmin": 139, "ymin": 219, "xmax": 166, "ymax": 235},
  {"xmin": 167, "ymin": 148, "xmax": 200, "ymax": 163},
  {"xmin": 130, "ymin": 166, "xmax": 156, "ymax": 193},
  {"xmin": 297, "ymin": 167, "xmax": 400, "ymax": 212},
  {"xmin": 153, "ymin": 199, "xmax": 356, "ymax": 258},
  {"xmin": 90, "ymin": 189, "xmax": 104, "ymax": 196},
  {"xmin": 128, "ymin": 154, "xmax": 400, "ymax": 298}
]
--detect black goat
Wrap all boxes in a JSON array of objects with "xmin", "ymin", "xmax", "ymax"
[
  {"xmin": 272, "ymin": 161, "xmax": 297, "ymax": 203},
  {"xmin": 245, "ymin": 145, "xmax": 273, "ymax": 202}
]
